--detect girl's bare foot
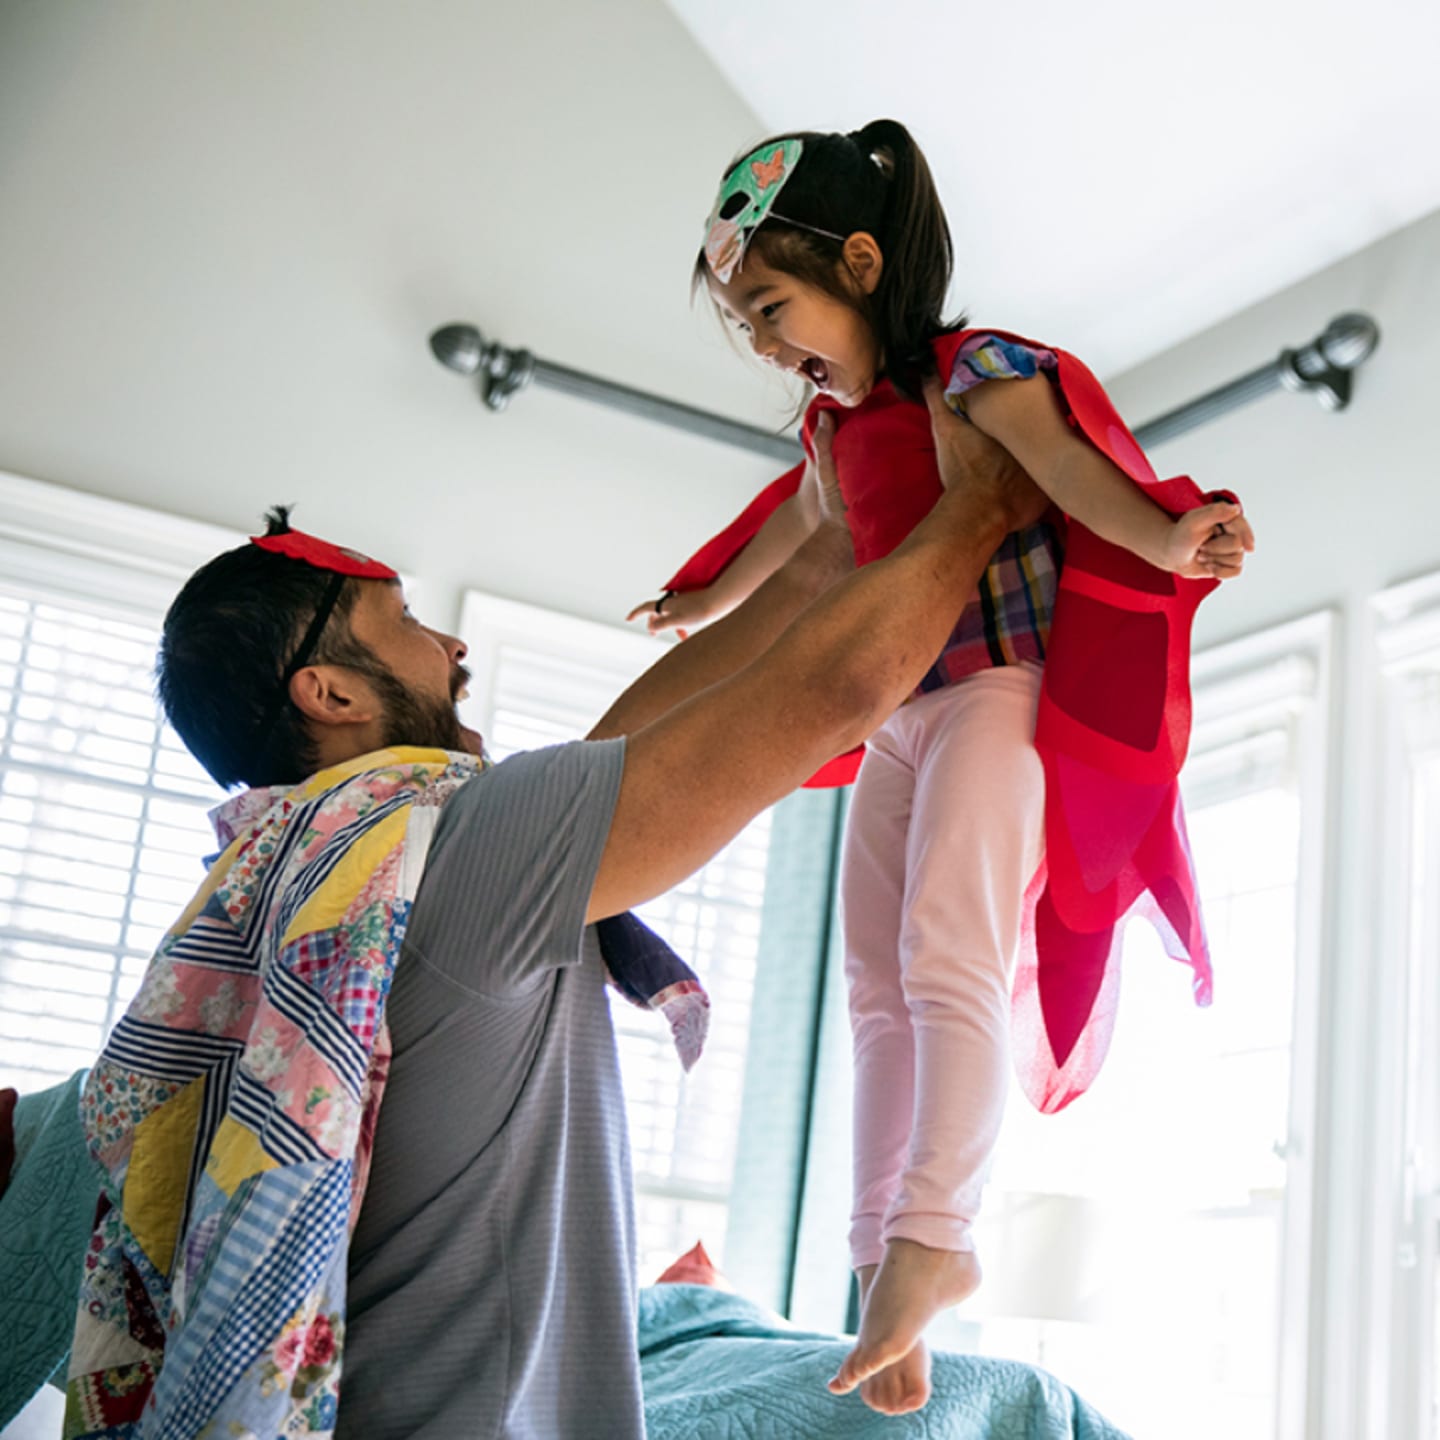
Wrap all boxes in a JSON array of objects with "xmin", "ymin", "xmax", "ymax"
[
  {"xmin": 846, "ymin": 1262, "xmax": 933, "ymax": 1415},
  {"xmin": 828, "ymin": 1239, "xmax": 981, "ymax": 1402},
  {"xmin": 859, "ymin": 1338, "xmax": 932, "ymax": 1415}
]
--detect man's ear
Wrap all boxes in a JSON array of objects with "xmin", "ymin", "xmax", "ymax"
[
  {"xmin": 840, "ymin": 232, "xmax": 884, "ymax": 296},
  {"xmin": 286, "ymin": 664, "xmax": 378, "ymax": 730}
]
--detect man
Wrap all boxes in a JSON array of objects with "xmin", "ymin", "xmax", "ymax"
[{"xmin": 65, "ymin": 390, "xmax": 1050, "ymax": 1439}]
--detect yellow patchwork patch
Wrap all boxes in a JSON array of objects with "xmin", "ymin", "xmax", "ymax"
[
  {"xmin": 123, "ymin": 1075, "xmax": 206, "ymax": 1275},
  {"xmin": 298, "ymin": 746, "xmax": 448, "ymax": 800},
  {"xmin": 281, "ymin": 805, "xmax": 411, "ymax": 946},
  {"xmin": 205, "ymin": 1115, "xmax": 279, "ymax": 1196}
]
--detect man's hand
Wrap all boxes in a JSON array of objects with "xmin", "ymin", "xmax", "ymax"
[{"xmin": 922, "ymin": 378, "xmax": 1048, "ymax": 532}]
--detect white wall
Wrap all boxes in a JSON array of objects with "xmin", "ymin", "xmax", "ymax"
[
  {"xmin": 0, "ymin": 0, "xmax": 790, "ymax": 632},
  {"xmin": 1108, "ymin": 206, "xmax": 1440, "ymax": 647},
  {"xmin": 1107, "ymin": 205, "xmax": 1440, "ymax": 1440}
]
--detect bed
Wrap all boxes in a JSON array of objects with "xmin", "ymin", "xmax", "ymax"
[{"xmin": 1, "ymin": 1077, "xmax": 1131, "ymax": 1439}]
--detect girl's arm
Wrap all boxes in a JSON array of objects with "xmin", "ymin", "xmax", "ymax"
[
  {"xmin": 960, "ymin": 377, "xmax": 1255, "ymax": 580},
  {"xmin": 627, "ymin": 458, "xmax": 823, "ymax": 636}
]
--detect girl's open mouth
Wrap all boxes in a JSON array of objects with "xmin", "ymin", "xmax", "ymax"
[{"xmin": 800, "ymin": 357, "xmax": 830, "ymax": 390}]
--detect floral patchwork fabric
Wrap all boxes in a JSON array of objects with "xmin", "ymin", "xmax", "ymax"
[{"xmin": 64, "ymin": 746, "xmax": 485, "ymax": 1439}]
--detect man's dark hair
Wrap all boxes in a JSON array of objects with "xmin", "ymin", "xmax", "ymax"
[{"xmin": 157, "ymin": 507, "xmax": 387, "ymax": 788}]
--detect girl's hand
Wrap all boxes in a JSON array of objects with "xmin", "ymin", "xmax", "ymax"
[
  {"xmin": 807, "ymin": 414, "xmax": 848, "ymax": 528},
  {"xmin": 1163, "ymin": 501, "xmax": 1256, "ymax": 580},
  {"xmin": 625, "ymin": 587, "xmax": 715, "ymax": 639}
]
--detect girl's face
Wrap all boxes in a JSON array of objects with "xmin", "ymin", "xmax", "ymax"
[{"xmin": 708, "ymin": 249, "xmax": 882, "ymax": 408}]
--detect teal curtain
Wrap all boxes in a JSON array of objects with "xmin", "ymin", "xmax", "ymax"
[{"xmin": 723, "ymin": 786, "xmax": 848, "ymax": 1318}]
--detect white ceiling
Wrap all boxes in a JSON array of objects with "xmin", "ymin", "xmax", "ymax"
[
  {"xmin": 667, "ymin": 0, "xmax": 1440, "ymax": 377},
  {"xmin": 2, "ymin": 0, "xmax": 1436, "ymax": 637}
]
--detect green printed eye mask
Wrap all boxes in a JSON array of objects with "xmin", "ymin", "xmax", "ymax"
[{"xmin": 702, "ymin": 138, "xmax": 807, "ymax": 283}]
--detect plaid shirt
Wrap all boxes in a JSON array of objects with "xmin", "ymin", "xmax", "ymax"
[{"xmin": 916, "ymin": 515, "xmax": 1063, "ymax": 692}]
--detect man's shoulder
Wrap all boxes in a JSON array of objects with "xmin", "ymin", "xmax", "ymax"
[{"xmin": 434, "ymin": 738, "xmax": 625, "ymax": 839}]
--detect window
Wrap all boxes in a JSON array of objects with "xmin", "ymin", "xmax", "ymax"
[
  {"xmin": 938, "ymin": 615, "xmax": 1333, "ymax": 1440},
  {"xmin": 0, "ymin": 591, "xmax": 222, "ymax": 1091},
  {"xmin": 458, "ymin": 591, "xmax": 774, "ymax": 1281},
  {"xmin": 0, "ymin": 474, "xmax": 236, "ymax": 1095},
  {"xmin": 785, "ymin": 615, "xmax": 1334, "ymax": 1429}
]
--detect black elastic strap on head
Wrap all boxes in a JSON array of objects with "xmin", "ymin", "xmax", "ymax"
[{"xmin": 250, "ymin": 569, "xmax": 348, "ymax": 774}]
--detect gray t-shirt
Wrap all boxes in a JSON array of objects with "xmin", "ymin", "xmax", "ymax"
[{"xmin": 338, "ymin": 738, "xmax": 642, "ymax": 1440}]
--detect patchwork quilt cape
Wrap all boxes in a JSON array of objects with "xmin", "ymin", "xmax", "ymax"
[
  {"xmin": 65, "ymin": 748, "xmax": 482, "ymax": 1438},
  {"xmin": 64, "ymin": 745, "xmax": 705, "ymax": 1437},
  {"xmin": 661, "ymin": 330, "xmax": 1231, "ymax": 1113}
]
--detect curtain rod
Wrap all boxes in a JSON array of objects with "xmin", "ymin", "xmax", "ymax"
[{"xmin": 429, "ymin": 313, "xmax": 1380, "ymax": 463}]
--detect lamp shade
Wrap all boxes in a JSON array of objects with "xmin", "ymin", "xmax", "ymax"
[{"xmin": 965, "ymin": 1191, "xmax": 1109, "ymax": 1325}]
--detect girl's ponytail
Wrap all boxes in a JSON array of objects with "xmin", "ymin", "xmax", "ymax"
[{"xmin": 847, "ymin": 119, "xmax": 955, "ymax": 397}]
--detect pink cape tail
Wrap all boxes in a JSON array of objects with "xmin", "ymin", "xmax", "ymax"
[{"xmin": 1012, "ymin": 782, "xmax": 1212, "ymax": 1115}]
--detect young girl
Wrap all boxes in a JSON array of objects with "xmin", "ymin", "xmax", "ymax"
[{"xmin": 631, "ymin": 120, "xmax": 1254, "ymax": 1415}]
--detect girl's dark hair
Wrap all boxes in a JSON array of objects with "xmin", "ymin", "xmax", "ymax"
[
  {"xmin": 694, "ymin": 119, "xmax": 962, "ymax": 401},
  {"xmin": 157, "ymin": 507, "xmax": 380, "ymax": 789}
]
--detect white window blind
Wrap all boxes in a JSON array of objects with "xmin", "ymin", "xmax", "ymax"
[
  {"xmin": 0, "ymin": 586, "xmax": 222, "ymax": 1093},
  {"xmin": 0, "ymin": 474, "xmax": 238, "ymax": 1097},
  {"xmin": 458, "ymin": 592, "xmax": 772, "ymax": 1282}
]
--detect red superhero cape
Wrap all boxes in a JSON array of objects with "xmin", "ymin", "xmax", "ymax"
[{"xmin": 662, "ymin": 330, "xmax": 1227, "ymax": 1112}]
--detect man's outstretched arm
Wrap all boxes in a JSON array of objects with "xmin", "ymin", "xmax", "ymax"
[
  {"xmin": 586, "ymin": 385, "xmax": 1045, "ymax": 922},
  {"xmin": 590, "ymin": 429, "xmax": 847, "ymax": 744}
]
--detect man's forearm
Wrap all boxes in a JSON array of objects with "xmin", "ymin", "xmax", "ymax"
[
  {"xmin": 589, "ymin": 520, "xmax": 853, "ymax": 741},
  {"xmin": 753, "ymin": 485, "xmax": 1015, "ymax": 761}
]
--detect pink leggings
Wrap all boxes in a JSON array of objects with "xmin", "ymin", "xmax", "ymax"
[{"xmin": 842, "ymin": 663, "xmax": 1045, "ymax": 1268}]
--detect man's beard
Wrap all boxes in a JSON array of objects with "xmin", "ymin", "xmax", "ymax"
[{"xmin": 371, "ymin": 661, "xmax": 469, "ymax": 754}]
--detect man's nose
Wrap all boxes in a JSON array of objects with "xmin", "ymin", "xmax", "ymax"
[{"xmin": 429, "ymin": 627, "xmax": 467, "ymax": 663}]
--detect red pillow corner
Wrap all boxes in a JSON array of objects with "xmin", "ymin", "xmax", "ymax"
[{"xmin": 654, "ymin": 1239, "xmax": 730, "ymax": 1289}]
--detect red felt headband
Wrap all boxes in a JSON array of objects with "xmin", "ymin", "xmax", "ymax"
[{"xmin": 250, "ymin": 529, "xmax": 398, "ymax": 580}]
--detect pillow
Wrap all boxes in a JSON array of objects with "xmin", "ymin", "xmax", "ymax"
[
  {"xmin": 654, "ymin": 1240, "xmax": 730, "ymax": 1289},
  {"xmin": 0, "ymin": 1089, "xmax": 15, "ymax": 1197}
]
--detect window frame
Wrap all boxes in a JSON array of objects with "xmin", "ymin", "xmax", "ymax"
[{"xmin": 1367, "ymin": 572, "xmax": 1440, "ymax": 1440}]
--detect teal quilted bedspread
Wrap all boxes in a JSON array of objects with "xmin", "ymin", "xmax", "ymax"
[
  {"xmin": 639, "ymin": 1284, "xmax": 1133, "ymax": 1440},
  {"xmin": 0, "ymin": 1072, "xmax": 102, "ymax": 1424}
]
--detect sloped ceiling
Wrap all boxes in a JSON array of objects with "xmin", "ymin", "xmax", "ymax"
[{"xmin": 667, "ymin": 0, "xmax": 1440, "ymax": 376}]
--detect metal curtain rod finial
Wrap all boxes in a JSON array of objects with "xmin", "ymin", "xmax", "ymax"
[
  {"xmin": 1132, "ymin": 311, "xmax": 1381, "ymax": 450},
  {"xmin": 1277, "ymin": 312, "xmax": 1382, "ymax": 413},
  {"xmin": 429, "ymin": 323, "xmax": 535, "ymax": 412}
]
